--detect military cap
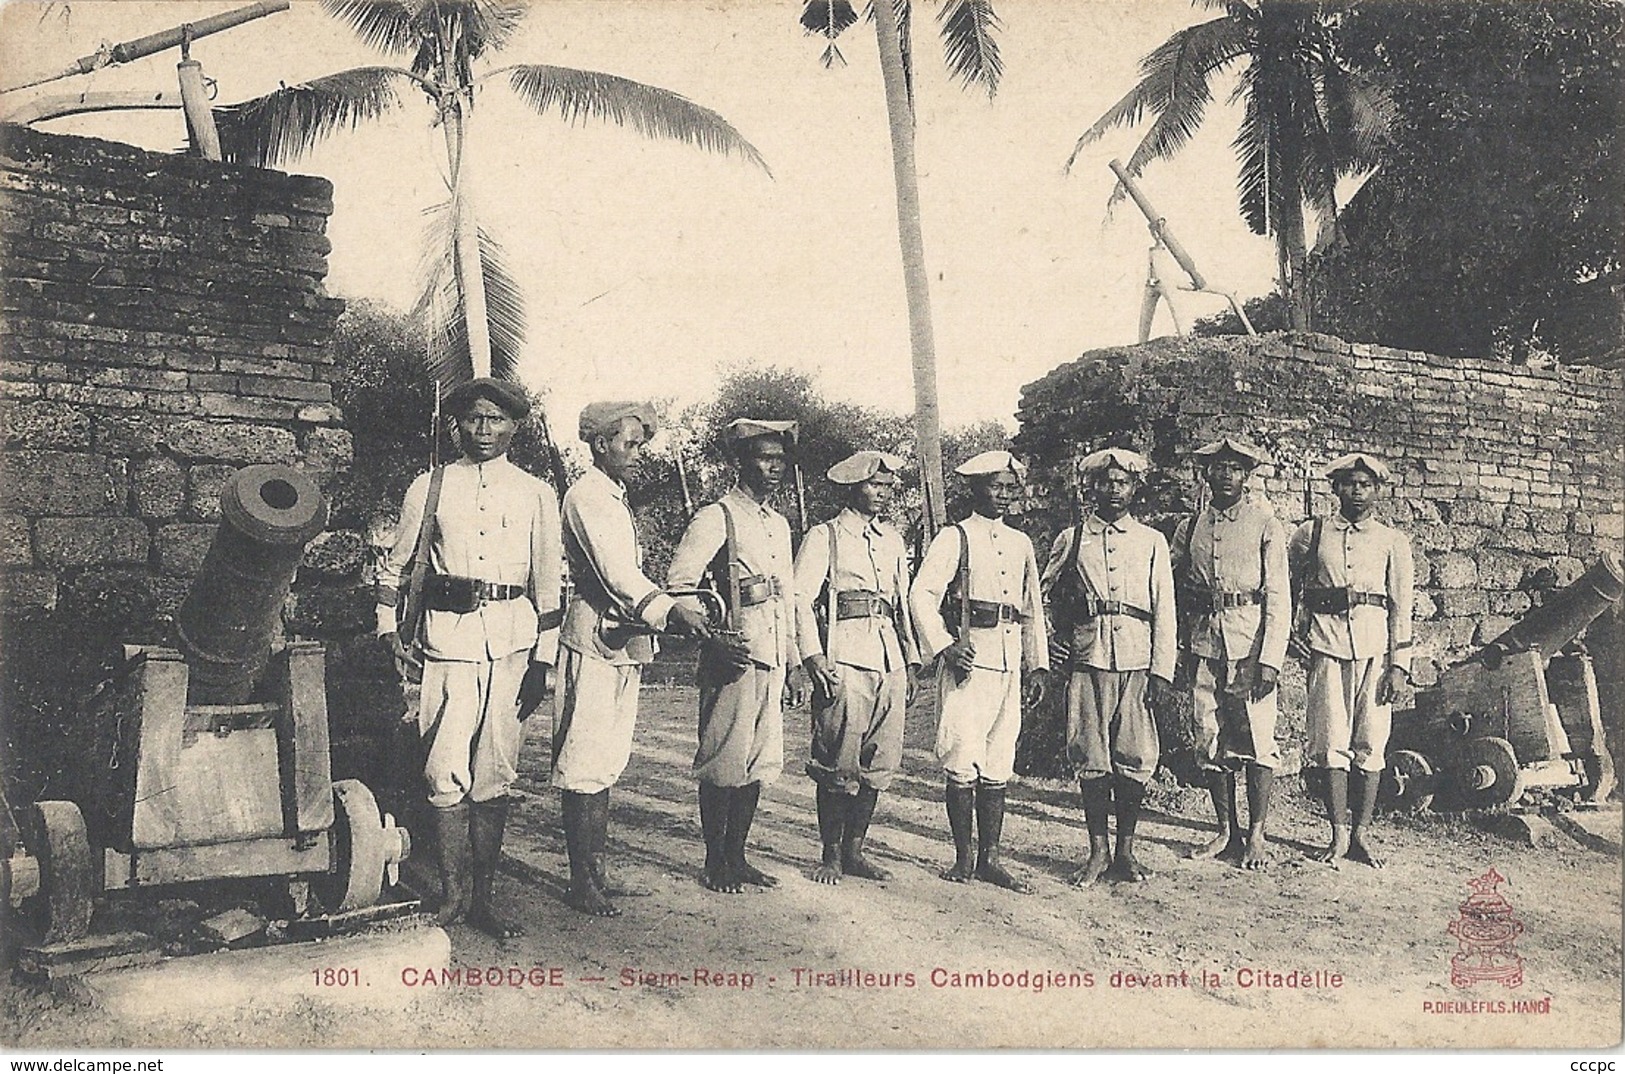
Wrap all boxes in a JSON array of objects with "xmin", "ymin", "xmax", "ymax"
[
  {"xmin": 1078, "ymin": 447, "xmax": 1151, "ymax": 477},
  {"xmin": 1193, "ymin": 437, "xmax": 1271, "ymax": 468},
  {"xmin": 828, "ymin": 450, "xmax": 905, "ymax": 485},
  {"xmin": 954, "ymin": 450, "xmax": 1027, "ymax": 480},
  {"xmin": 724, "ymin": 418, "xmax": 799, "ymax": 445},
  {"xmin": 1323, "ymin": 452, "xmax": 1391, "ymax": 483},
  {"xmin": 444, "ymin": 377, "xmax": 531, "ymax": 420},
  {"xmin": 578, "ymin": 400, "xmax": 657, "ymax": 442}
]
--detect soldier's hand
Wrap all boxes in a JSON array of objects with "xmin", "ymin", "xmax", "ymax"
[
  {"xmin": 517, "ymin": 661, "xmax": 551, "ymax": 722},
  {"xmin": 804, "ymin": 655, "xmax": 841, "ymax": 702},
  {"xmin": 945, "ymin": 639, "xmax": 977, "ymax": 683},
  {"xmin": 707, "ymin": 632, "xmax": 753, "ymax": 672},
  {"xmin": 784, "ymin": 666, "xmax": 810, "ymax": 709},
  {"xmin": 381, "ymin": 631, "xmax": 420, "ymax": 683},
  {"xmin": 1286, "ymin": 633, "xmax": 1311, "ymax": 664},
  {"xmin": 906, "ymin": 662, "xmax": 923, "ymax": 705},
  {"xmin": 1376, "ymin": 665, "xmax": 1410, "ymax": 706},
  {"xmin": 1023, "ymin": 669, "xmax": 1048, "ymax": 707},
  {"xmin": 1251, "ymin": 663, "xmax": 1279, "ymax": 702},
  {"xmin": 667, "ymin": 604, "xmax": 713, "ymax": 639},
  {"xmin": 1147, "ymin": 674, "xmax": 1173, "ymax": 708}
]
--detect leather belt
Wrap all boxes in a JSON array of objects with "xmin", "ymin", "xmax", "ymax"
[
  {"xmin": 425, "ymin": 574, "xmax": 527, "ymax": 613},
  {"xmin": 737, "ymin": 574, "xmax": 783, "ymax": 608},
  {"xmin": 967, "ymin": 599, "xmax": 1026, "ymax": 629},
  {"xmin": 835, "ymin": 590, "xmax": 894, "ymax": 621},
  {"xmin": 1195, "ymin": 589, "xmax": 1264, "ymax": 614},
  {"xmin": 1305, "ymin": 586, "xmax": 1389, "ymax": 614},
  {"xmin": 1076, "ymin": 599, "xmax": 1154, "ymax": 624}
]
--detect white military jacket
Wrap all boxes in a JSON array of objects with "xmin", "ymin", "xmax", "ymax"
[
  {"xmin": 793, "ymin": 508, "xmax": 920, "ymax": 674},
  {"xmin": 667, "ymin": 487, "xmax": 798, "ymax": 670},
  {"xmin": 910, "ymin": 513, "xmax": 1048, "ymax": 675}
]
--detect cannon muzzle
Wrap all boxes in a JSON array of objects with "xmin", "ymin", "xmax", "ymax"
[
  {"xmin": 174, "ymin": 464, "xmax": 327, "ymax": 703},
  {"xmin": 1480, "ymin": 551, "xmax": 1623, "ymax": 667}
]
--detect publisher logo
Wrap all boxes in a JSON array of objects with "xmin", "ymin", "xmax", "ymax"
[{"xmin": 1446, "ymin": 867, "xmax": 1525, "ymax": 989}]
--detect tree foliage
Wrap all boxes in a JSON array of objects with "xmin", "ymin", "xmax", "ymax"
[{"xmin": 1312, "ymin": 0, "xmax": 1624, "ymax": 362}]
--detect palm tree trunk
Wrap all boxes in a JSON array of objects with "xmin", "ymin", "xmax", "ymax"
[
  {"xmin": 442, "ymin": 95, "xmax": 494, "ymax": 380},
  {"xmin": 872, "ymin": 0, "xmax": 946, "ymax": 535}
]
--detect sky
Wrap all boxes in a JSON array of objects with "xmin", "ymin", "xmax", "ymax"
[{"xmin": 0, "ymin": 0, "xmax": 1282, "ymax": 433}]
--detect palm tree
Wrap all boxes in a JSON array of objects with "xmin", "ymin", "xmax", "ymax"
[
  {"xmin": 216, "ymin": 0, "xmax": 767, "ymax": 385},
  {"xmin": 1066, "ymin": 0, "xmax": 1390, "ymax": 331},
  {"xmin": 800, "ymin": 0, "xmax": 1003, "ymax": 534}
]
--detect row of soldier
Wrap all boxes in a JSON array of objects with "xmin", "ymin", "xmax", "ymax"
[{"xmin": 376, "ymin": 379, "xmax": 1413, "ymax": 933}]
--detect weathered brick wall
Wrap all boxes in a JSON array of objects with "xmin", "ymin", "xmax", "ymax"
[
  {"xmin": 0, "ymin": 125, "xmax": 392, "ymax": 803},
  {"xmin": 1015, "ymin": 331, "xmax": 1625, "ymax": 690}
]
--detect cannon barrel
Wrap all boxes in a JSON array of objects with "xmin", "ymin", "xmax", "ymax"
[
  {"xmin": 175, "ymin": 464, "xmax": 327, "ymax": 704},
  {"xmin": 1480, "ymin": 551, "xmax": 1623, "ymax": 667}
]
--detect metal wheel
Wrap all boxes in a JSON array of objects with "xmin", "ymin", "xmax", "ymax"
[
  {"xmin": 1451, "ymin": 737, "xmax": 1524, "ymax": 811},
  {"xmin": 1382, "ymin": 749, "xmax": 1437, "ymax": 814},
  {"xmin": 17, "ymin": 800, "xmax": 94, "ymax": 944},
  {"xmin": 311, "ymin": 780, "xmax": 386, "ymax": 914}
]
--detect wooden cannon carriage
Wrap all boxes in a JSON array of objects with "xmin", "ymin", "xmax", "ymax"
[
  {"xmin": 1383, "ymin": 551, "xmax": 1623, "ymax": 813},
  {"xmin": 7, "ymin": 465, "xmax": 409, "ymax": 949}
]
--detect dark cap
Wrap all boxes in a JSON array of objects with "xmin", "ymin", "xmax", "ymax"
[{"xmin": 444, "ymin": 377, "xmax": 531, "ymax": 420}]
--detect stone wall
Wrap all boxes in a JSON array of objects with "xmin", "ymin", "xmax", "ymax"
[
  {"xmin": 1015, "ymin": 331, "xmax": 1625, "ymax": 691},
  {"xmin": 0, "ymin": 125, "xmax": 392, "ymax": 804}
]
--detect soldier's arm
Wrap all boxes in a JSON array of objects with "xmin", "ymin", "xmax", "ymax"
[
  {"xmin": 566, "ymin": 482, "xmax": 674, "ymax": 630},
  {"xmin": 1148, "ymin": 531, "xmax": 1178, "ymax": 683},
  {"xmin": 528, "ymin": 482, "xmax": 563, "ymax": 665},
  {"xmin": 1257, "ymin": 516, "xmax": 1291, "ymax": 671},
  {"xmin": 895, "ymin": 540, "xmax": 922, "ymax": 666},
  {"xmin": 665, "ymin": 504, "xmax": 727, "ymax": 615},
  {"xmin": 908, "ymin": 528, "xmax": 959, "ymax": 662},
  {"xmin": 791, "ymin": 523, "xmax": 831, "ymax": 662},
  {"xmin": 1021, "ymin": 537, "xmax": 1050, "ymax": 673},
  {"xmin": 1387, "ymin": 530, "xmax": 1415, "ymax": 674},
  {"xmin": 374, "ymin": 470, "xmax": 432, "ymax": 638}
]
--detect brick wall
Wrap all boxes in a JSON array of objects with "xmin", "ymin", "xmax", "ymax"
[
  {"xmin": 1015, "ymin": 331, "xmax": 1625, "ymax": 689},
  {"xmin": 0, "ymin": 124, "xmax": 392, "ymax": 804}
]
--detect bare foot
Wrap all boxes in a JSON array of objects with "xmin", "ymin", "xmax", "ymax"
[
  {"xmin": 468, "ymin": 904, "xmax": 525, "ymax": 939},
  {"xmin": 432, "ymin": 893, "xmax": 468, "ymax": 927},
  {"xmin": 1346, "ymin": 836, "xmax": 1385, "ymax": 869},
  {"xmin": 735, "ymin": 861, "xmax": 780, "ymax": 888},
  {"xmin": 1107, "ymin": 855, "xmax": 1152, "ymax": 883},
  {"xmin": 809, "ymin": 860, "xmax": 843, "ymax": 886},
  {"xmin": 1311, "ymin": 831, "xmax": 1350, "ymax": 867},
  {"xmin": 975, "ymin": 860, "xmax": 1033, "ymax": 894},
  {"xmin": 1186, "ymin": 830, "xmax": 1242, "ymax": 861},
  {"xmin": 1068, "ymin": 850, "xmax": 1112, "ymax": 887},
  {"xmin": 1242, "ymin": 832, "xmax": 1269, "ymax": 871},
  {"xmin": 703, "ymin": 864, "xmax": 745, "ymax": 895},
  {"xmin": 940, "ymin": 859, "xmax": 975, "ymax": 883},
  {"xmin": 565, "ymin": 883, "xmax": 622, "ymax": 917},
  {"xmin": 842, "ymin": 853, "xmax": 893, "ymax": 882}
]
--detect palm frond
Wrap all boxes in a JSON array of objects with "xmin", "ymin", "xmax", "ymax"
[
  {"xmin": 938, "ymin": 0, "xmax": 1003, "ymax": 98},
  {"xmin": 1065, "ymin": 14, "xmax": 1247, "ymax": 171},
  {"xmin": 820, "ymin": 42, "xmax": 849, "ymax": 68},
  {"xmin": 450, "ymin": 0, "xmax": 528, "ymax": 60},
  {"xmin": 413, "ymin": 198, "xmax": 526, "ymax": 384},
  {"xmin": 1232, "ymin": 63, "xmax": 1275, "ymax": 235},
  {"xmin": 502, "ymin": 65, "xmax": 771, "ymax": 175},
  {"xmin": 214, "ymin": 67, "xmax": 420, "ymax": 167},
  {"xmin": 801, "ymin": 0, "xmax": 858, "ymax": 39},
  {"xmin": 1322, "ymin": 63, "xmax": 1393, "ymax": 173},
  {"xmin": 318, "ymin": 0, "xmax": 421, "ymax": 56}
]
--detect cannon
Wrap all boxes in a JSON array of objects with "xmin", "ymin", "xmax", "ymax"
[
  {"xmin": 1382, "ymin": 551, "xmax": 1623, "ymax": 814},
  {"xmin": 10, "ymin": 465, "xmax": 410, "ymax": 949}
]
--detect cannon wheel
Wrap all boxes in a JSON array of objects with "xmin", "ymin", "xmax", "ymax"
[
  {"xmin": 1451, "ymin": 737, "xmax": 1524, "ymax": 811},
  {"xmin": 311, "ymin": 780, "xmax": 386, "ymax": 915},
  {"xmin": 17, "ymin": 800, "xmax": 94, "ymax": 944},
  {"xmin": 1382, "ymin": 749, "xmax": 1437, "ymax": 814}
]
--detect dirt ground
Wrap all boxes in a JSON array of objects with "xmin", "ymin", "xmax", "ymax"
[{"xmin": 5, "ymin": 680, "xmax": 1621, "ymax": 1050}]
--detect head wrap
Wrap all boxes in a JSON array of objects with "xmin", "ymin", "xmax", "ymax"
[
  {"xmin": 1323, "ymin": 452, "xmax": 1391, "ymax": 483},
  {"xmin": 578, "ymin": 401, "xmax": 658, "ymax": 442},
  {"xmin": 444, "ymin": 377, "xmax": 531, "ymax": 420},
  {"xmin": 1193, "ymin": 437, "xmax": 1270, "ymax": 469},
  {"xmin": 953, "ymin": 450, "xmax": 1027, "ymax": 480},
  {"xmin": 1078, "ymin": 447, "xmax": 1151, "ymax": 478},
  {"xmin": 827, "ymin": 450, "xmax": 905, "ymax": 485}
]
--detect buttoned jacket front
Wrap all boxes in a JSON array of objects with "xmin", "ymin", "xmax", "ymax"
[
  {"xmin": 667, "ymin": 487, "xmax": 798, "ymax": 670},
  {"xmin": 376, "ymin": 455, "xmax": 562, "ymax": 664},
  {"xmin": 793, "ymin": 509, "xmax": 920, "ymax": 673},
  {"xmin": 559, "ymin": 465, "xmax": 674, "ymax": 666},
  {"xmin": 1042, "ymin": 512, "xmax": 1176, "ymax": 680},
  {"xmin": 1288, "ymin": 513, "xmax": 1414, "ymax": 669},
  {"xmin": 1172, "ymin": 500, "xmax": 1290, "ymax": 670},
  {"xmin": 910, "ymin": 513, "xmax": 1048, "ymax": 674}
]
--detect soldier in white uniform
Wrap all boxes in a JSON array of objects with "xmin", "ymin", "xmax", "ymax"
[
  {"xmin": 667, "ymin": 419, "xmax": 808, "ymax": 894},
  {"xmin": 1170, "ymin": 438, "xmax": 1289, "ymax": 871},
  {"xmin": 910, "ymin": 451, "xmax": 1049, "ymax": 893},
  {"xmin": 1043, "ymin": 448, "xmax": 1175, "ymax": 886},
  {"xmin": 1288, "ymin": 452, "xmax": 1413, "ymax": 869},
  {"xmin": 376, "ymin": 378, "xmax": 561, "ymax": 938},
  {"xmin": 555, "ymin": 401, "xmax": 711, "ymax": 916},
  {"xmin": 793, "ymin": 450, "xmax": 921, "ymax": 885}
]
